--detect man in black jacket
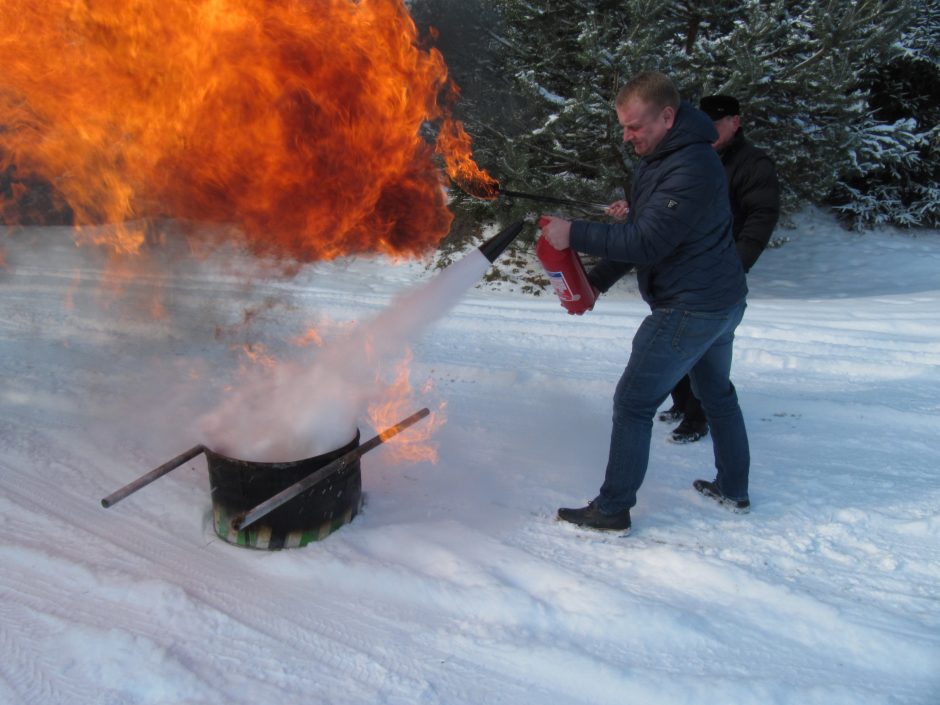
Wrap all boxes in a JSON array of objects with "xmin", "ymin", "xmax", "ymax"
[
  {"xmin": 664, "ymin": 94, "xmax": 781, "ymax": 444},
  {"xmin": 539, "ymin": 72, "xmax": 752, "ymax": 531}
]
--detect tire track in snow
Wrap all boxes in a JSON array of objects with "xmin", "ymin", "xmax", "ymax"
[{"xmin": 0, "ymin": 451, "xmax": 587, "ymax": 704}]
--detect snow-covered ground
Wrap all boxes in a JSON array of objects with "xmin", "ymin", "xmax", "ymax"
[{"xmin": 2, "ymin": 209, "xmax": 938, "ymax": 705}]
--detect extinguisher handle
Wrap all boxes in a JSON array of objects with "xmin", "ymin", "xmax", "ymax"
[{"xmin": 537, "ymin": 216, "xmax": 551, "ymax": 229}]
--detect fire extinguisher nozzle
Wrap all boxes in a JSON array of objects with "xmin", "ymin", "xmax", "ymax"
[{"xmin": 478, "ymin": 220, "xmax": 525, "ymax": 263}]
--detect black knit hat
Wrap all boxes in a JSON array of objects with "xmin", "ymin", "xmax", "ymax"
[{"xmin": 700, "ymin": 95, "xmax": 740, "ymax": 120}]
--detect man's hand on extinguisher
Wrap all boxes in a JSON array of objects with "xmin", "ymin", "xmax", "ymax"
[
  {"xmin": 605, "ymin": 199, "xmax": 629, "ymax": 220},
  {"xmin": 538, "ymin": 215, "xmax": 571, "ymax": 250}
]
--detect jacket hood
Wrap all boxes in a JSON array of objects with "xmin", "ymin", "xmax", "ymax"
[{"xmin": 648, "ymin": 101, "xmax": 718, "ymax": 161}]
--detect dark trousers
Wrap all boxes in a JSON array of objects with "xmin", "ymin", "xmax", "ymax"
[
  {"xmin": 671, "ymin": 374, "xmax": 707, "ymax": 424},
  {"xmin": 596, "ymin": 300, "xmax": 750, "ymax": 512}
]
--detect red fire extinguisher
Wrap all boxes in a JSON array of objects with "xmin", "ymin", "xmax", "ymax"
[{"xmin": 536, "ymin": 217, "xmax": 596, "ymax": 315}]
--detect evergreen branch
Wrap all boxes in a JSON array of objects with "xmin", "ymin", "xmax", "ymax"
[{"xmin": 473, "ymin": 120, "xmax": 603, "ymax": 175}]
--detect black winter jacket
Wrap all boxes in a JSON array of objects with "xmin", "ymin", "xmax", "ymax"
[
  {"xmin": 719, "ymin": 129, "xmax": 780, "ymax": 272},
  {"xmin": 570, "ymin": 102, "xmax": 747, "ymax": 312}
]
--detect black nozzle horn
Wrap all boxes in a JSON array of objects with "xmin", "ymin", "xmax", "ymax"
[{"xmin": 478, "ymin": 220, "xmax": 525, "ymax": 263}]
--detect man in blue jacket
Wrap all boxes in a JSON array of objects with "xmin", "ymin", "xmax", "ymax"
[{"xmin": 539, "ymin": 71, "xmax": 751, "ymax": 532}]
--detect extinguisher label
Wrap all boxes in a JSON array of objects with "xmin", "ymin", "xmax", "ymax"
[{"xmin": 547, "ymin": 270, "xmax": 581, "ymax": 301}]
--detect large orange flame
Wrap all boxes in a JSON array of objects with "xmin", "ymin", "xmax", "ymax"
[{"xmin": 0, "ymin": 0, "xmax": 495, "ymax": 261}]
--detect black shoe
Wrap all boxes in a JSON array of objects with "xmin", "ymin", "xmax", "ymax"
[
  {"xmin": 557, "ymin": 502, "xmax": 632, "ymax": 531},
  {"xmin": 693, "ymin": 479, "xmax": 750, "ymax": 513},
  {"xmin": 658, "ymin": 405, "xmax": 683, "ymax": 423},
  {"xmin": 669, "ymin": 417, "xmax": 709, "ymax": 443}
]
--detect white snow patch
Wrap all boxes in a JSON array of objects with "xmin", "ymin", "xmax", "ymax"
[{"xmin": 1, "ymin": 210, "xmax": 938, "ymax": 704}]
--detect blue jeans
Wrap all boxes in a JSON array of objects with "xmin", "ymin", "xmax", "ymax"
[{"xmin": 595, "ymin": 299, "xmax": 749, "ymax": 513}]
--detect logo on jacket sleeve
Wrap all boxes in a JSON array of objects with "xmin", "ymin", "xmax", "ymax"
[{"xmin": 666, "ymin": 199, "xmax": 679, "ymax": 209}]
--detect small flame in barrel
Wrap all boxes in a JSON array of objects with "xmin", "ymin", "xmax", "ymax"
[{"xmin": 367, "ymin": 350, "xmax": 445, "ymax": 464}]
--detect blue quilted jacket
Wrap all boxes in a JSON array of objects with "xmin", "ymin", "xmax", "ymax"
[{"xmin": 569, "ymin": 101, "xmax": 747, "ymax": 311}]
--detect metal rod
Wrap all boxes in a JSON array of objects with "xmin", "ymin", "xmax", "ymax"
[
  {"xmin": 499, "ymin": 188, "xmax": 609, "ymax": 211},
  {"xmin": 101, "ymin": 444, "xmax": 207, "ymax": 508},
  {"xmin": 234, "ymin": 407, "xmax": 431, "ymax": 531}
]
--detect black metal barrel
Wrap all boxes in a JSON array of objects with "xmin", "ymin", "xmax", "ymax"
[{"xmin": 206, "ymin": 433, "xmax": 362, "ymax": 549}]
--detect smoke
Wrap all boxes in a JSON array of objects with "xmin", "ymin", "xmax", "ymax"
[{"xmin": 197, "ymin": 248, "xmax": 492, "ymax": 462}]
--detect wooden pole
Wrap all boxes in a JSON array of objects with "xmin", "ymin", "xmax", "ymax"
[
  {"xmin": 101, "ymin": 445, "xmax": 206, "ymax": 508},
  {"xmin": 499, "ymin": 188, "xmax": 608, "ymax": 211}
]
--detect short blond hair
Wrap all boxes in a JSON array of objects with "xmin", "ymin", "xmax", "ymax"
[{"xmin": 616, "ymin": 71, "xmax": 680, "ymax": 111}]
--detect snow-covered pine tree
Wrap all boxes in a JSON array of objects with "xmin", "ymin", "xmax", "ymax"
[
  {"xmin": 471, "ymin": 0, "xmax": 924, "ymax": 225},
  {"xmin": 830, "ymin": 0, "xmax": 940, "ymax": 228},
  {"xmin": 480, "ymin": 0, "xmax": 681, "ymax": 206}
]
